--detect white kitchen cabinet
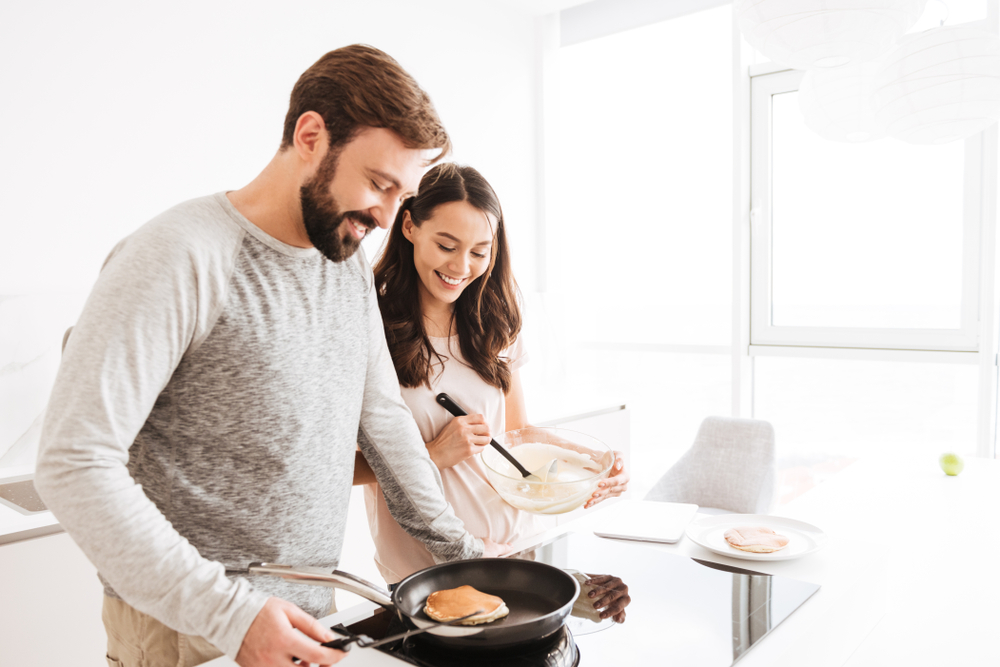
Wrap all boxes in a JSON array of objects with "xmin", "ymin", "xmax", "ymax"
[{"xmin": 0, "ymin": 532, "xmax": 106, "ymax": 666}]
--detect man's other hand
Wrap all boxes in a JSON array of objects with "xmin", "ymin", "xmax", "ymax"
[{"xmin": 236, "ymin": 597, "xmax": 346, "ymax": 666}]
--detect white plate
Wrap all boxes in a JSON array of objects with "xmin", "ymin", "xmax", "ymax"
[{"xmin": 684, "ymin": 514, "xmax": 826, "ymax": 562}]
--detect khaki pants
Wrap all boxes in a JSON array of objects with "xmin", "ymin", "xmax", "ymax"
[{"xmin": 102, "ymin": 595, "xmax": 224, "ymax": 667}]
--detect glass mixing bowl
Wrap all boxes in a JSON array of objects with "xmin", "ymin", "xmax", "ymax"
[{"xmin": 481, "ymin": 426, "xmax": 614, "ymax": 515}]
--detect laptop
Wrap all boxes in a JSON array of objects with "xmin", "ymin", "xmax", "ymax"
[{"xmin": 591, "ymin": 499, "xmax": 699, "ymax": 544}]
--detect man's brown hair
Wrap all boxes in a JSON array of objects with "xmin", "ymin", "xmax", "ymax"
[{"xmin": 281, "ymin": 44, "xmax": 450, "ymax": 161}]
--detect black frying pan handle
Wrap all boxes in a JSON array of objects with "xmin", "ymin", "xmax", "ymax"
[
  {"xmin": 294, "ymin": 634, "xmax": 357, "ymax": 663},
  {"xmin": 435, "ymin": 392, "xmax": 533, "ymax": 479}
]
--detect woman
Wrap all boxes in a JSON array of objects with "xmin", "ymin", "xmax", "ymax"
[{"xmin": 355, "ymin": 163, "xmax": 629, "ymax": 617}]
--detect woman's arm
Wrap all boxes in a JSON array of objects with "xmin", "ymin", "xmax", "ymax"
[
  {"xmin": 505, "ymin": 369, "xmax": 530, "ymax": 431},
  {"xmin": 355, "ymin": 412, "xmax": 493, "ymax": 485},
  {"xmin": 353, "ymin": 449, "xmax": 378, "ymax": 486}
]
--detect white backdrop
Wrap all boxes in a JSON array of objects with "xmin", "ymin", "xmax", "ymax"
[{"xmin": 0, "ymin": 0, "xmax": 543, "ymax": 466}]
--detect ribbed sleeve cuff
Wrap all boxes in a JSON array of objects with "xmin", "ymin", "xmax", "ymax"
[
  {"xmin": 428, "ymin": 531, "xmax": 484, "ymax": 564},
  {"xmin": 214, "ymin": 590, "xmax": 270, "ymax": 660}
]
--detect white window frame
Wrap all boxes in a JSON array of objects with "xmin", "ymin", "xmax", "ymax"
[
  {"xmin": 748, "ymin": 68, "xmax": 985, "ymax": 354},
  {"xmin": 543, "ymin": 0, "xmax": 1000, "ymax": 457}
]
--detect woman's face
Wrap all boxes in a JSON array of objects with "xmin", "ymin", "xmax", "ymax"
[{"xmin": 403, "ymin": 199, "xmax": 495, "ymax": 308}]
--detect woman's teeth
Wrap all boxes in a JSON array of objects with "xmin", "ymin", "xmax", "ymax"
[{"xmin": 436, "ymin": 271, "xmax": 462, "ymax": 286}]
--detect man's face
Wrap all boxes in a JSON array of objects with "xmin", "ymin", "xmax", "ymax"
[{"xmin": 300, "ymin": 127, "xmax": 426, "ymax": 263}]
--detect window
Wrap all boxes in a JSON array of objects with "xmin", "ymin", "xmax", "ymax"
[
  {"xmin": 744, "ymin": 23, "xmax": 998, "ymax": 458},
  {"xmin": 750, "ymin": 69, "xmax": 983, "ymax": 352},
  {"xmin": 754, "ymin": 356, "xmax": 980, "ymax": 463}
]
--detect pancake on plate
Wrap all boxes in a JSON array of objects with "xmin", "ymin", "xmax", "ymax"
[
  {"xmin": 723, "ymin": 526, "xmax": 790, "ymax": 553},
  {"xmin": 424, "ymin": 585, "xmax": 510, "ymax": 625}
]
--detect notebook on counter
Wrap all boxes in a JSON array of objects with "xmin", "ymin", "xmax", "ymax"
[{"xmin": 591, "ymin": 499, "xmax": 699, "ymax": 544}]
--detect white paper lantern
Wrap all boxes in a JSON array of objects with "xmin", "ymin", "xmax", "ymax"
[
  {"xmin": 737, "ymin": 0, "xmax": 927, "ymax": 70},
  {"xmin": 799, "ymin": 62, "xmax": 887, "ymax": 142},
  {"xmin": 873, "ymin": 26, "xmax": 1000, "ymax": 144}
]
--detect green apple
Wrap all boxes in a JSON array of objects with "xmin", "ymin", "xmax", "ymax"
[{"xmin": 939, "ymin": 452, "xmax": 965, "ymax": 476}]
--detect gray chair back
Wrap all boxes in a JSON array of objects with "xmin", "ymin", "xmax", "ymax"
[{"xmin": 645, "ymin": 416, "xmax": 776, "ymax": 514}]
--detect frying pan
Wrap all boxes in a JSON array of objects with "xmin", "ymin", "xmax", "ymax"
[{"xmin": 236, "ymin": 557, "xmax": 580, "ymax": 651}]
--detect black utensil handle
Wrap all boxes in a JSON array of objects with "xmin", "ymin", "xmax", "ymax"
[
  {"xmin": 435, "ymin": 392, "xmax": 469, "ymax": 417},
  {"xmin": 435, "ymin": 393, "xmax": 533, "ymax": 478},
  {"xmin": 320, "ymin": 636, "xmax": 357, "ymax": 651}
]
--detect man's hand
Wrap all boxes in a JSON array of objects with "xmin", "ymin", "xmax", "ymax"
[
  {"xmin": 585, "ymin": 451, "xmax": 629, "ymax": 509},
  {"xmin": 426, "ymin": 414, "xmax": 492, "ymax": 470},
  {"xmin": 236, "ymin": 597, "xmax": 346, "ymax": 667},
  {"xmin": 481, "ymin": 537, "xmax": 513, "ymax": 558}
]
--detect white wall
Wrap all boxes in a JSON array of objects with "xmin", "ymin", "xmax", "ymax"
[
  {"xmin": 0, "ymin": 0, "xmax": 542, "ymax": 467},
  {"xmin": 0, "ymin": 533, "xmax": 107, "ymax": 666},
  {"xmin": 0, "ymin": 2, "xmax": 543, "ymax": 662}
]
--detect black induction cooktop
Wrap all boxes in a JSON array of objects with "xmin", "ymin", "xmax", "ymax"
[{"xmin": 338, "ymin": 531, "xmax": 820, "ymax": 666}]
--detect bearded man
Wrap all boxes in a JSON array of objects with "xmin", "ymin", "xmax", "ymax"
[{"xmin": 35, "ymin": 45, "xmax": 507, "ymax": 667}]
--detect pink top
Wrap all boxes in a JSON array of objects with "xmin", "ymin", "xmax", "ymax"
[{"xmin": 363, "ymin": 334, "xmax": 539, "ymax": 583}]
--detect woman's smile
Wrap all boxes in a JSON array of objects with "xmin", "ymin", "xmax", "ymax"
[{"xmin": 435, "ymin": 271, "xmax": 466, "ymax": 288}]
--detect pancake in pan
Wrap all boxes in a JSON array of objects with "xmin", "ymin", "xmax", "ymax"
[{"xmin": 424, "ymin": 585, "xmax": 510, "ymax": 625}]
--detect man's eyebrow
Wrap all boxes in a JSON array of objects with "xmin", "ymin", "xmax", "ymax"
[{"xmin": 436, "ymin": 232, "xmax": 492, "ymax": 246}]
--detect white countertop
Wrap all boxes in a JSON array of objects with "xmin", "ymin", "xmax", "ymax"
[
  {"xmin": 204, "ymin": 453, "xmax": 1000, "ymax": 667},
  {"xmin": 773, "ymin": 454, "xmax": 1000, "ymax": 667},
  {"xmin": 203, "ymin": 493, "xmax": 889, "ymax": 667}
]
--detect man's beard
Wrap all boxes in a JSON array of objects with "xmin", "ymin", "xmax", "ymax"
[{"xmin": 300, "ymin": 156, "xmax": 376, "ymax": 263}]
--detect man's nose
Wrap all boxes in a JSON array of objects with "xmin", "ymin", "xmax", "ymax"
[
  {"xmin": 371, "ymin": 199, "xmax": 400, "ymax": 230},
  {"xmin": 369, "ymin": 209, "xmax": 389, "ymax": 230}
]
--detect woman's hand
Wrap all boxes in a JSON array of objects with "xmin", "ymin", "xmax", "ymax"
[
  {"xmin": 481, "ymin": 537, "xmax": 513, "ymax": 558},
  {"xmin": 584, "ymin": 574, "xmax": 630, "ymax": 623},
  {"xmin": 427, "ymin": 414, "xmax": 492, "ymax": 470},
  {"xmin": 584, "ymin": 451, "xmax": 629, "ymax": 509}
]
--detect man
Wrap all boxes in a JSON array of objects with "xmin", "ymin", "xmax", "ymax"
[{"xmin": 35, "ymin": 45, "xmax": 505, "ymax": 667}]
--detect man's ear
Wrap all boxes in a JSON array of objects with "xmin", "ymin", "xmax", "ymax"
[
  {"xmin": 292, "ymin": 111, "xmax": 327, "ymax": 168},
  {"xmin": 401, "ymin": 210, "xmax": 416, "ymax": 241}
]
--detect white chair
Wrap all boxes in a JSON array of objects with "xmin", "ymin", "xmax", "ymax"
[{"xmin": 645, "ymin": 416, "xmax": 776, "ymax": 514}]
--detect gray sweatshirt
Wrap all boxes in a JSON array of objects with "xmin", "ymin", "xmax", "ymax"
[{"xmin": 34, "ymin": 192, "xmax": 482, "ymax": 659}]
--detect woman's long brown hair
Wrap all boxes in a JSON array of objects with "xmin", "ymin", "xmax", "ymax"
[{"xmin": 373, "ymin": 163, "xmax": 522, "ymax": 392}]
